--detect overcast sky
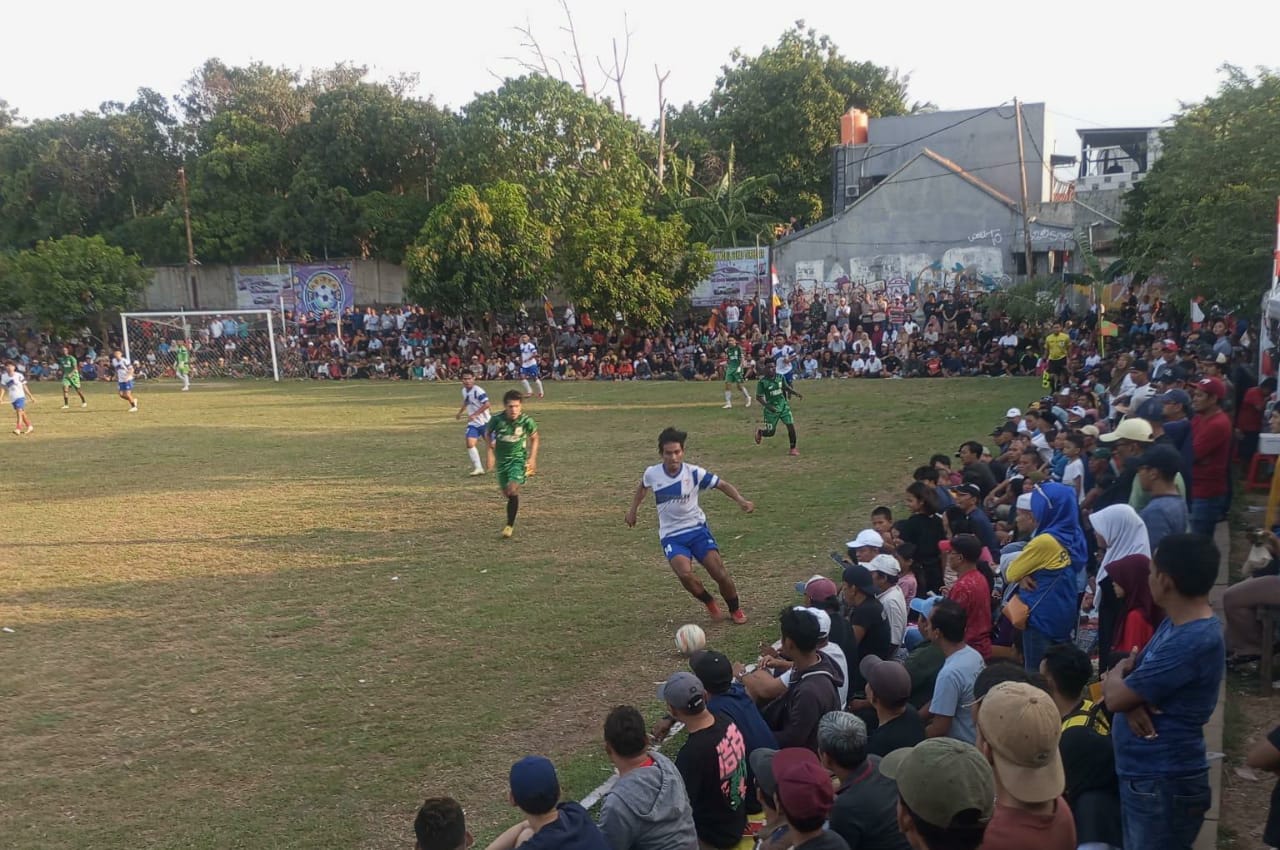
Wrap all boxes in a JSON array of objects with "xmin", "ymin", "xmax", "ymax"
[{"xmin": 4, "ymin": 0, "xmax": 1275, "ymax": 162}]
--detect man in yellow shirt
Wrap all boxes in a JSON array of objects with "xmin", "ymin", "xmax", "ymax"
[{"xmin": 1043, "ymin": 322, "xmax": 1071, "ymax": 390}]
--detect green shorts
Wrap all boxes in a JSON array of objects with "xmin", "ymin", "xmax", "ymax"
[
  {"xmin": 725, "ymin": 367, "xmax": 743, "ymax": 384},
  {"xmin": 62, "ymin": 373, "xmax": 81, "ymax": 389},
  {"xmin": 176, "ymin": 364, "xmax": 190, "ymax": 376},
  {"xmin": 496, "ymin": 460, "xmax": 527, "ymax": 489},
  {"xmin": 764, "ymin": 406, "xmax": 794, "ymax": 427}
]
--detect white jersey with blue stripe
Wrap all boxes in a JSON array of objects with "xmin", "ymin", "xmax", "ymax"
[
  {"xmin": 461, "ymin": 385, "xmax": 491, "ymax": 426},
  {"xmin": 642, "ymin": 462, "xmax": 721, "ymax": 539},
  {"xmin": 520, "ymin": 342, "xmax": 538, "ymax": 367}
]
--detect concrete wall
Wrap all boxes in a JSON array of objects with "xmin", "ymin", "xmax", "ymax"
[
  {"xmin": 833, "ymin": 103, "xmax": 1052, "ymax": 214},
  {"xmin": 778, "ymin": 154, "xmax": 1074, "ymax": 296},
  {"xmin": 141, "ymin": 259, "xmax": 409, "ymax": 311}
]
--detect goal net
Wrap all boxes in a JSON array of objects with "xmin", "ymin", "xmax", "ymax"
[{"xmin": 121, "ymin": 310, "xmax": 283, "ymax": 382}]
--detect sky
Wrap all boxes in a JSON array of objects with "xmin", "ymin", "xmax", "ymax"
[{"xmin": 4, "ymin": 0, "xmax": 1276, "ymax": 166}]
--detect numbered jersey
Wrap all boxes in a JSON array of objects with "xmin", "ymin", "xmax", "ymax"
[
  {"xmin": 642, "ymin": 462, "xmax": 721, "ymax": 539},
  {"xmin": 520, "ymin": 342, "xmax": 538, "ymax": 368},
  {"xmin": 771, "ymin": 345, "xmax": 795, "ymax": 375},
  {"xmin": 461, "ymin": 384, "xmax": 491, "ymax": 426}
]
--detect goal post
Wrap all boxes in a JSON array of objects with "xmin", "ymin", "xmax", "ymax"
[{"xmin": 121, "ymin": 310, "xmax": 282, "ymax": 382}]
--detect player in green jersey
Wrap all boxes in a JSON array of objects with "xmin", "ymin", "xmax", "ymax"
[
  {"xmin": 58, "ymin": 345, "xmax": 86, "ymax": 409},
  {"xmin": 721, "ymin": 336, "xmax": 752, "ymax": 409},
  {"xmin": 485, "ymin": 389, "xmax": 540, "ymax": 538},
  {"xmin": 174, "ymin": 341, "xmax": 192, "ymax": 391},
  {"xmin": 754, "ymin": 359, "xmax": 802, "ymax": 455}
]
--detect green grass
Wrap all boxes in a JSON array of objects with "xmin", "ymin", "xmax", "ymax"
[{"xmin": 0, "ymin": 375, "xmax": 1037, "ymax": 848}]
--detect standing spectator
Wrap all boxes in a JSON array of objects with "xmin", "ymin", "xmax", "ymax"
[
  {"xmin": 598, "ymin": 705, "xmax": 698, "ymax": 850},
  {"xmin": 1136, "ymin": 445, "xmax": 1189, "ymax": 549},
  {"xmin": 658, "ymin": 672, "xmax": 749, "ymax": 849},
  {"xmin": 861, "ymin": 655, "xmax": 927, "ymax": 756},
  {"xmin": 1237, "ymin": 376, "xmax": 1276, "ymax": 467},
  {"xmin": 818, "ymin": 712, "xmax": 911, "ymax": 850},
  {"xmin": 943, "ymin": 535, "xmax": 992, "ymax": 659},
  {"xmin": 921, "ymin": 599, "xmax": 984, "ymax": 745},
  {"xmin": 1188, "ymin": 377, "xmax": 1232, "ymax": 536},
  {"xmin": 1247, "ymin": 724, "xmax": 1280, "ymax": 850},
  {"xmin": 947, "ymin": 483, "xmax": 1001, "ymax": 559},
  {"xmin": 904, "ymin": 596, "xmax": 946, "ymax": 711},
  {"xmin": 1090, "ymin": 504, "xmax": 1153, "ymax": 659},
  {"xmin": 761, "ymin": 607, "xmax": 843, "ymax": 752},
  {"xmin": 879, "ymin": 738, "xmax": 994, "ymax": 850},
  {"xmin": 487, "ymin": 756, "xmax": 610, "ymax": 850},
  {"xmin": 975, "ymin": 682, "xmax": 1077, "ymax": 849},
  {"xmin": 771, "ymin": 748, "xmax": 849, "ymax": 849},
  {"xmin": 414, "ymin": 797, "xmax": 471, "ymax": 850},
  {"xmin": 900, "ymin": 481, "xmax": 945, "ymax": 592},
  {"xmin": 1103, "ymin": 533, "xmax": 1224, "ymax": 850}
]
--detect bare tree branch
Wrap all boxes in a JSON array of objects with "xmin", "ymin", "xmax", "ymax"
[
  {"xmin": 656, "ymin": 65, "xmax": 671, "ymax": 186},
  {"xmin": 595, "ymin": 16, "xmax": 633, "ymax": 118},
  {"xmin": 557, "ymin": 0, "xmax": 591, "ymax": 97},
  {"xmin": 508, "ymin": 18, "xmax": 567, "ymax": 82}
]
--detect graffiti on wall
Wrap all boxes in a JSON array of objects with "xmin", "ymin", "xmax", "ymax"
[{"xmin": 782, "ymin": 245, "xmax": 1011, "ymax": 301}]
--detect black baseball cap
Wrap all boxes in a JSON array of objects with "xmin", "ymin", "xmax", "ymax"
[{"xmin": 1135, "ymin": 444, "xmax": 1182, "ymax": 477}]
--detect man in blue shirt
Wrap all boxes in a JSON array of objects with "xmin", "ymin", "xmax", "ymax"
[{"xmin": 1103, "ymin": 533, "xmax": 1223, "ymax": 850}]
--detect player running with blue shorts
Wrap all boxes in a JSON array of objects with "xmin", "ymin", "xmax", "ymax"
[
  {"xmin": 518, "ymin": 333, "xmax": 544, "ymax": 399},
  {"xmin": 625, "ymin": 426, "xmax": 754, "ymax": 624},
  {"xmin": 111, "ymin": 349, "xmax": 138, "ymax": 412},
  {"xmin": 455, "ymin": 369, "xmax": 494, "ymax": 476},
  {"xmin": 1, "ymin": 361, "xmax": 35, "ymax": 435}
]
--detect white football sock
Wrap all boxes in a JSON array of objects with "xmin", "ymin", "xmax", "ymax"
[
  {"xmin": 742, "ymin": 387, "xmax": 751, "ymax": 400},
  {"xmin": 724, "ymin": 391, "xmax": 732, "ymax": 403},
  {"xmin": 522, "ymin": 378, "xmax": 533, "ymax": 395},
  {"xmin": 181, "ymin": 373, "xmax": 190, "ymax": 389},
  {"xmin": 467, "ymin": 446, "xmax": 482, "ymax": 469},
  {"xmin": 535, "ymin": 378, "xmax": 544, "ymax": 395}
]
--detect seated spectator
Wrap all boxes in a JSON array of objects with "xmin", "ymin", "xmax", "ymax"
[
  {"xmin": 1103, "ymin": 533, "xmax": 1224, "ymax": 849},
  {"xmin": 879, "ymin": 738, "xmax": 994, "ymax": 850},
  {"xmin": 975, "ymin": 682, "xmax": 1076, "ymax": 849},
  {"xmin": 904, "ymin": 596, "xmax": 945, "ymax": 711},
  {"xmin": 867, "ymin": 554, "xmax": 907, "ymax": 651},
  {"xmin": 685, "ymin": 649, "xmax": 776, "ymax": 814},
  {"xmin": 749, "ymin": 748, "xmax": 793, "ymax": 850},
  {"xmin": 760, "ymin": 607, "xmax": 843, "ymax": 751},
  {"xmin": 797, "ymin": 575, "xmax": 855, "ymax": 664},
  {"xmin": 771, "ymin": 747, "xmax": 849, "ymax": 849},
  {"xmin": 861, "ymin": 655, "xmax": 926, "ymax": 757},
  {"xmin": 817, "ymin": 711, "xmax": 910, "ymax": 850},
  {"xmin": 598, "ymin": 705, "xmax": 698, "ymax": 850},
  {"xmin": 920, "ymin": 599, "xmax": 984, "ymax": 745},
  {"xmin": 1224, "ymin": 529, "xmax": 1280, "ymax": 664},
  {"xmin": 841, "ymin": 564, "xmax": 893, "ymax": 694},
  {"xmin": 414, "ymin": 796, "xmax": 471, "ymax": 850},
  {"xmin": 658, "ymin": 672, "xmax": 748, "ymax": 849},
  {"xmin": 486, "ymin": 755, "xmax": 609, "ymax": 850},
  {"xmin": 1247, "ymin": 724, "xmax": 1280, "ymax": 850}
]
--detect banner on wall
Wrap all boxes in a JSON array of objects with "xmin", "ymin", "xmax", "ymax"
[
  {"xmin": 233, "ymin": 266, "xmax": 293, "ymax": 309},
  {"xmin": 291, "ymin": 262, "xmax": 356, "ymax": 317},
  {"xmin": 690, "ymin": 247, "xmax": 767, "ymax": 307}
]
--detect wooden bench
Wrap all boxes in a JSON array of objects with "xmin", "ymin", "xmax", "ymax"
[{"xmin": 1260, "ymin": 605, "xmax": 1280, "ymax": 694}]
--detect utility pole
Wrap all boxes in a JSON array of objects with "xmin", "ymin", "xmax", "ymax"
[
  {"xmin": 178, "ymin": 166, "xmax": 199, "ymax": 309},
  {"xmin": 1014, "ymin": 98, "xmax": 1035, "ymax": 281}
]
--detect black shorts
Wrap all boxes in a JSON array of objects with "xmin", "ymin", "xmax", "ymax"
[{"xmin": 1047, "ymin": 358, "xmax": 1067, "ymax": 376}]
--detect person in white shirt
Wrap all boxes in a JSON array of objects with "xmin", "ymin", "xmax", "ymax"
[
  {"xmin": 1, "ymin": 361, "xmax": 35, "ymax": 434},
  {"xmin": 851, "ymin": 354, "xmax": 866, "ymax": 377},
  {"xmin": 865, "ymin": 352, "xmax": 883, "ymax": 377},
  {"xmin": 902, "ymin": 319, "xmax": 920, "ymax": 338},
  {"xmin": 209, "ymin": 318, "xmax": 224, "ymax": 340},
  {"xmin": 725, "ymin": 302, "xmax": 740, "ymax": 332},
  {"xmin": 455, "ymin": 370, "xmax": 495, "ymax": 476},
  {"xmin": 563, "ymin": 304, "xmax": 576, "ymax": 329},
  {"xmin": 769, "ymin": 333, "xmax": 796, "ymax": 386},
  {"xmin": 518, "ymin": 333, "xmax": 545, "ymax": 398},
  {"xmin": 802, "ymin": 355, "xmax": 819, "ymax": 379},
  {"xmin": 867, "ymin": 554, "xmax": 908, "ymax": 650},
  {"xmin": 625, "ymin": 426, "xmax": 754, "ymax": 625},
  {"xmin": 1061, "ymin": 433, "xmax": 1086, "ymax": 503},
  {"xmin": 998, "ymin": 331, "xmax": 1019, "ymax": 348},
  {"xmin": 111, "ymin": 349, "xmax": 139, "ymax": 412}
]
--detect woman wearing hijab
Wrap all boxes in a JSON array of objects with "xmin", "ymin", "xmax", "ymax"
[
  {"xmin": 1108, "ymin": 557, "xmax": 1164, "ymax": 654},
  {"xmin": 1090, "ymin": 504, "xmax": 1153, "ymax": 661},
  {"xmin": 1005, "ymin": 481, "xmax": 1090, "ymax": 671}
]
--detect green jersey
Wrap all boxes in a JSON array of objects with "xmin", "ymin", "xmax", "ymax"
[
  {"xmin": 58, "ymin": 354, "xmax": 77, "ymax": 374},
  {"xmin": 756, "ymin": 375, "xmax": 790, "ymax": 411},
  {"xmin": 175, "ymin": 346, "xmax": 190, "ymax": 366},
  {"xmin": 725, "ymin": 345, "xmax": 743, "ymax": 369},
  {"xmin": 487, "ymin": 413, "xmax": 537, "ymax": 464}
]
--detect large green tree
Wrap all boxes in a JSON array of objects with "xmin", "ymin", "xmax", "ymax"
[
  {"xmin": 672, "ymin": 22, "xmax": 924, "ymax": 223},
  {"xmin": 405, "ymin": 182, "xmax": 551, "ymax": 318},
  {"xmin": 1120, "ymin": 66, "xmax": 1280, "ymax": 313},
  {"xmin": 6, "ymin": 236, "xmax": 149, "ymax": 336}
]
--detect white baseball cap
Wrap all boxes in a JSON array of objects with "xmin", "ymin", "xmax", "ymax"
[
  {"xmin": 1006, "ymin": 407, "xmax": 1021, "ymax": 418},
  {"xmin": 795, "ymin": 606, "xmax": 831, "ymax": 639},
  {"xmin": 867, "ymin": 553, "xmax": 902, "ymax": 577},
  {"xmin": 1016, "ymin": 493, "xmax": 1033, "ymax": 511},
  {"xmin": 847, "ymin": 529, "xmax": 885, "ymax": 550}
]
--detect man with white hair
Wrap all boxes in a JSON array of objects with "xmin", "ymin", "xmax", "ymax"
[
  {"xmin": 817, "ymin": 711, "xmax": 912, "ymax": 850},
  {"xmin": 867, "ymin": 554, "xmax": 908, "ymax": 652}
]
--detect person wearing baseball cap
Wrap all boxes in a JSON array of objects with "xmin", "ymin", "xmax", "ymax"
[
  {"xmin": 844, "ymin": 529, "xmax": 885, "ymax": 563},
  {"xmin": 947, "ymin": 482, "xmax": 1001, "ymax": 558},
  {"xmin": 768, "ymin": 748, "xmax": 843, "ymax": 848},
  {"xmin": 688, "ymin": 649, "xmax": 778, "ymax": 768},
  {"xmin": 1136, "ymin": 444, "xmax": 1189, "ymax": 551},
  {"xmin": 904, "ymin": 596, "xmax": 946, "ymax": 710},
  {"xmin": 861, "ymin": 655, "xmax": 926, "ymax": 756},
  {"xmin": 867, "ymin": 553, "xmax": 907, "ymax": 649},
  {"xmin": 1189, "ymin": 376, "xmax": 1232, "ymax": 536},
  {"xmin": 760, "ymin": 607, "xmax": 843, "ymax": 753},
  {"xmin": 1094, "ymin": 417, "xmax": 1154, "ymax": 511},
  {"xmin": 841, "ymin": 564, "xmax": 894, "ymax": 691},
  {"xmin": 880, "ymin": 738, "xmax": 994, "ymax": 848},
  {"xmin": 976, "ymin": 682, "xmax": 1076, "ymax": 848},
  {"xmin": 795, "ymin": 574, "xmax": 839, "ymax": 605},
  {"xmin": 491, "ymin": 755, "xmax": 610, "ymax": 850}
]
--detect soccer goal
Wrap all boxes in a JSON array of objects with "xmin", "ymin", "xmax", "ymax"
[{"xmin": 121, "ymin": 310, "xmax": 282, "ymax": 382}]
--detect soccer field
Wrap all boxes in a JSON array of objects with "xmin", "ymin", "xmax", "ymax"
[{"xmin": 2, "ymin": 376, "xmax": 1036, "ymax": 848}]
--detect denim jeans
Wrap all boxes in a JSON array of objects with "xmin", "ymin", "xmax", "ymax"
[
  {"xmin": 1119, "ymin": 770, "xmax": 1212, "ymax": 850},
  {"xmin": 1021, "ymin": 625, "xmax": 1071, "ymax": 672},
  {"xmin": 1189, "ymin": 495, "xmax": 1227, "ymax": 537}
]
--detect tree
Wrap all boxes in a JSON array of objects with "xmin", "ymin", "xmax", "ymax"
[
  {"xmin": 675, "ymin": 145, "xmax": 779, "ymax": 247},
  {"xmin": 688, "ymin": 23, "xmax": 924, "ymax": 222},
  {"xmin": 1120, "ymin": 66, "xmax": 1280, "ymax": 313},
  {"xmin": 404, "ymin": 182, "xmax": 551, "ymax": 319},
  {"xmin": 9, "ymin": 236, "xmax": 149, "ymax": 337}
]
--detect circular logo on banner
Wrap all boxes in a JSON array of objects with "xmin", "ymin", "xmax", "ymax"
[{"xmin": 297, "ymin": 271, "xmax": 345, "ymax": 315}]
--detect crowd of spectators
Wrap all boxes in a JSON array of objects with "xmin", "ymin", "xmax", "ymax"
[{"xmin": 409, "ymin": 313, "xmax": 1280, "ymax": 850}]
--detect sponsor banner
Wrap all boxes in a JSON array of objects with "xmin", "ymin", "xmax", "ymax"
[
  {"xmin": 233, "ymin": 266, "xmax": 293, "ymax": 309},
  {"xmin": 291, "ymin": 263, "xmax": 355, "ymax": 317},
  {"xmin": 690, "ymin": 247, "xmax": 767, "ymax": 307}
]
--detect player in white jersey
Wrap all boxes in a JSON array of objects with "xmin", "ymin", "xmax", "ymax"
[
  {"xmin": 455, "ymin": 369, "xmax": 494, "ymax": 476},
  {"xmin": 111, "ymin": 350, "xmax": 139, "ymax": 411},
  {"xmin": 1, "ymin": 361, "xmax": 35, "ymax": 435},
  {"xmin": 518, "ymin": 333, "xmax": 544, "ymax": 398},
  {"xmin": 625, "ymin": 426, "xmax": 754, "ymax": 624},
  {"xmin": 770, "ymin": 333, "xmax": 797, "ymax": 386}
]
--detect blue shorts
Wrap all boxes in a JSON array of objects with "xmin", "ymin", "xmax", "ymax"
[
  {"xmin": 780, "ymin": 371, "xmax": 795, "ymax": 385},
  {"xmin": 11, "ymin": 398, "xmax": 25, "ymax": 410},
  {"xmin": 661, "ymin": 523, "xmax": 719, "ymax": 563},
  {"xmin": 465, "ymin": 424, "xmax": 486, "ymax": 440},
  {"xmin": 118, "ymin": 381, "xmax": 133, "ymax": 392},
  {"xmin": 521, "ymin": 365, "xmax": 540, "ymax": 379}
]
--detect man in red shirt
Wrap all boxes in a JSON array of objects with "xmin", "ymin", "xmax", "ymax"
[
  {"xmin": 1190, "ymin": 376, "xmax": 1233, "ymax": 537},
  {"xmin": 1236, "ymin": 376, "xmax": 1276, "ymax": 467},
  {"xmin": 945, "ymin": 534, "xmax": 993, "ymax": 659}
]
